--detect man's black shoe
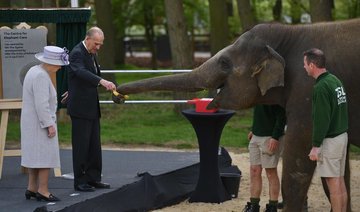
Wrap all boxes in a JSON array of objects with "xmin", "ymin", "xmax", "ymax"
[
  {"xmin": 74, "ymin": 184, "xmax": 95, "ymax": 192},
  {"xmin": 88, "ymin": 181, "xmax": 110, "ymax": 189}
]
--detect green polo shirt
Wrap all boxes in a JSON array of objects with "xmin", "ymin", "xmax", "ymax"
[
  {"xmin": 312, "ymin": 72, "xmax": 348, "ymax": 147},
  {"xmin": 251, "ymin": 104, "xmax": 286, "ymax": 140}
]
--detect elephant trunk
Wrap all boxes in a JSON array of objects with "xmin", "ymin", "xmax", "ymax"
[{"xmin": 117, "ymin": 65, "xmax": 229, "ymax": 95}]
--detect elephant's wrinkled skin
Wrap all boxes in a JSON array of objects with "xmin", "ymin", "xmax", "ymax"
[{"xmin": 116, "ymin": 19, "xmax": 360, "ymax": 211}]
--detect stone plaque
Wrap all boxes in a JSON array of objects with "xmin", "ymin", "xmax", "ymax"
[{"xmin": 0, "ymin": 29, "xmax": 46, "ymax": 99}]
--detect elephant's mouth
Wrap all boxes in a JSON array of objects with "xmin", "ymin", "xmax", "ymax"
[
  {"xmin": 207, "ymin": 83, "xmax": 226, "ymax": 109},
  {"xmin": 217, "ymin": 83, "xmax": 225, "ymax": 90}
]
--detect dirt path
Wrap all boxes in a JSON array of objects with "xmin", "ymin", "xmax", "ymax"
[{"xmin": 153, "ymin": 152, "xmax": 360, "ymax": 212}]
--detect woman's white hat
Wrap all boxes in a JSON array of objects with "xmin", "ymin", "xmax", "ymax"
[{"xmin": 35, "ymin": 46, "xmax": 69, "ymax": 66}]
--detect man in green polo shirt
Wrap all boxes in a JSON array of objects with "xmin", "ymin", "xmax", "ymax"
[
  {"xmin": 243, "ymin": 104, "xmax": 286, "ymax": 212},
  {"xmin": 304, "ymin": 48, "xmax": 348, "ymax": 212}
]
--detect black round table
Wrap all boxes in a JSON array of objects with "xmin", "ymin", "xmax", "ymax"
[{"xmin": 182, "ymin": 109, "xmax": 235, "ymax": 203}]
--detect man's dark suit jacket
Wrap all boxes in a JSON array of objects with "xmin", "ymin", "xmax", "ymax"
[{"xmin": 67, "ymin": 42, "xmax": 102, "ymax": 119}]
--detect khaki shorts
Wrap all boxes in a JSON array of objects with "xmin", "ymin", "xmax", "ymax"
[
  {"xmin": 317, "ymin": 132, "xmax": 348, "ymax": 177},
  {"xmin": 248, "ymin": 135, "xmax": 282, "ymax": 168}
]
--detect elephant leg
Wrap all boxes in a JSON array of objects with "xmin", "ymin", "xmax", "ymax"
[{"xmin": 281, "ymin": 135, "xmax": 316, "ymax": 212}]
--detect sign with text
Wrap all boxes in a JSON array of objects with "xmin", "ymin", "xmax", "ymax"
[{"xmin": 0, "ymin": 29, "xmax": 46, "ymax": 99}]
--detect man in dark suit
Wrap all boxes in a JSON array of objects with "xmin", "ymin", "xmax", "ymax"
[{"xmin": 66, "ymin": 27, "xmax": 116, "ymax": 192}]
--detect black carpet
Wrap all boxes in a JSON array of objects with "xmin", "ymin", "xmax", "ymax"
[{"xmin": 0, "ymin": 148, "xmax": 240, "ymax": 212}]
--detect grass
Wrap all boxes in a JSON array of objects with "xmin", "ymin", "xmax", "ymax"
[
  {"xmin": 8, "ymin": 103, "xmax": 360, "ymax": 154},
  {"xmin": 6, "ymin": 103, "xmax": 252, "ymax": 150}
]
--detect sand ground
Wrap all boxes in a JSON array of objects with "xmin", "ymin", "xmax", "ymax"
[{"xmin": 153, "ymin": 151, "xmax": 360, "ymax": 212}]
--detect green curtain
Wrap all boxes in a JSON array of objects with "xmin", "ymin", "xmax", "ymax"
[
  {"xmin": 56, "ymin": 23, "xmax": 87, "ymax": 109},
  {"xmin": 0, "ymin": 9, "xmax": 90, "ymax": 23}
]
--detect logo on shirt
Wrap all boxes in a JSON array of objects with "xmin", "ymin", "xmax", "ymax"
[{"xmin": 335, "ymin": 86, "xmax": 347, "ymax": 105}]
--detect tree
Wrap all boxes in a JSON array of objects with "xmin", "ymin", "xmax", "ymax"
[
  {"xmin": 94, "ymin": 0, "xmax": 117, "ymax": 82},
  {"xmin": 272, "ymin": 0, "xmax": 282, "ymax": 22},
  {"xmin": 237, "ymin": 0, "xmax": 257, "ymax": 31},
  {"xmin": 309, "ymin": 0, "xmax": 333, "ymax": 22},
  {"xmin": 183, "ymin": 0, "xmax": 210, "ymax": 53},
  {"xmin": 7, "ymin": 0, "xmax": 41, "ymax": 8},
  {"xmin": 110, "ymin": 0, "xmax": 166, "ymax": 69},
  {"xmin": 208, "ymin": 0, "xmax": 230, "ymax": 56},
  {"xmin": 164, "ymin": 0, "xmax": 194, "ymax": 112},
  {"xmin": 164, "ymin": 0, "xmax": 192, "ymax": 69},
  {"xmin": 111, "ymin": 0, "xmax": 132, "ymax": 65},
  {"xmin": 143, "ymin": 0, "xmax": 158, "ymax": 69},
  {"xmin": 208, "ymin": 0, "xmax": 230, "ymax": 98},
  {"xmin": 0, "ymin": 0, "xmax": 9, "ymax": 7},
  {"xmin": 94, "ymin": 0, "xmax": 115, "ymax": 69},
  {"xmin": 348, "ymin": 0, "xmax": 360, "ymax": 18},
  {"xmin": 289, "ymin": 0, "xmax": 302, "ymax": 24}
]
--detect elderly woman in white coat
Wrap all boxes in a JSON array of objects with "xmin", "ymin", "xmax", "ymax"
[{"xmin": 21, "ymin": 46, "xmax": 69, "ymax": 202}]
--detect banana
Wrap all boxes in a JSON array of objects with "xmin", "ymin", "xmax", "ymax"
[{"xmin": 112, "ymin": 90, "xmax": 129, "ymax": 99}]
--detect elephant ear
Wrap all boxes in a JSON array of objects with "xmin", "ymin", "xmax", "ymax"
[{"xmin": 252, "ymin": 45, "xmax": 285, "ymax": 95}]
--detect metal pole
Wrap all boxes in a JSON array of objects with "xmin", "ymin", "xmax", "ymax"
[
  {"xmin": 101, "ymin": 70, "xmax": 192, "ymax": 73},
  {"xmin": 100, "ymin": 100, "xmax": 189, "ymax": 104}
]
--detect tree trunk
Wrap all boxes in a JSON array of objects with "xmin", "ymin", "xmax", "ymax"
[
  {"xmin": 310, "ymin": 0, "xmax": 333, "ymax": 22},
  {"xmin": 111, "ymin": 1, "xmax": 127, "ymax": 65},
  {"xmin": 236, "ymin": 0, "xmax": 257, "ymax": 31},
  {"xmin": 208, "ymin": 0, "xmax": 230, "ymax": 98},
  {"xmin": 164, "ymin": 0, "xmax": 192, "ymax": 69},
  {"xmin": 111, "ymin": 1, "xmax": 131, "ymax": 65},
  {"xmin": 113, "ymin": 31, "xmax": 125, "ymax": 65},
  {"xmin": 144, "ymin": 0, "xmax": 157, "ymax": 69},
  {"xmin": 164, "ymin": 0, "xmax": 194, "ymax": 112},
  {"xmin": 289, "ymin": 0, "xmax": 302, "ymax": 24},
  {"xmin": 94, "ymin": 0, "xmax": 116, "ymax": 82},
  {"xmin": 208, "ymin": 0, "xmax": 230, "ymax": 56},
  {"xmin": 272, "ymin": 0, "xmax": 282, "ymax": 22}
]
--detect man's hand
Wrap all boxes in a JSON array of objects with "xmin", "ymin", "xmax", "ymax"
[
  {"xmin": 248, "ymin": 131, "xmax": 253, "ymax": 141},
  {"xmin": 99, "ymin": 79, "xmax": 116, "ymax": 91},
  {"xmin": 267, "ymin": 138, "xmax": 279, "ymax": 153},
  {"xmin": 308, "ymin": 147, "xmax": 320, "ymax": 161}
]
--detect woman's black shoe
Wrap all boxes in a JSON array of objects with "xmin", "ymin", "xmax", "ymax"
[
  {"xmin": 25, "ymin": 190, "xmax": 37, "ymax": 200},
  {"xmin": 36, "ymin": 192, "xmax": 60, "ymax": 202}
]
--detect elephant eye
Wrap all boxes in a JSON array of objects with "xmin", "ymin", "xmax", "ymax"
[{"xmin": 218, "ymin": 56, "xmax": 232, "ymax": 72}]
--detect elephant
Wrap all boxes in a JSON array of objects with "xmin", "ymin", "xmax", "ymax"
[{"xmin": 114, "ymin": 18, "xmax": 360, "ymax": 211}]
